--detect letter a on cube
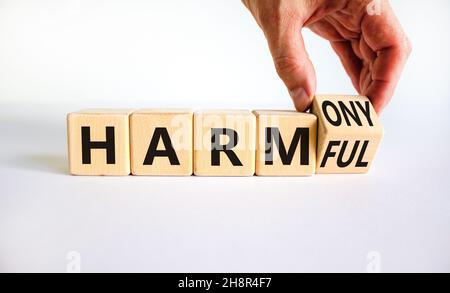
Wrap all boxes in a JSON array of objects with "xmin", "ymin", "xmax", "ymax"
[
  {"xmin": 194, "ymin": 110, "xmax": 256, "ymax": 176},
  {"xmin": 311, "ymin": 95, "xmax": 384, "ymax": 174},
  {"xmin": 67, "ymin": 109, "xmax": 133, "ymax": 175},
  {"xmin": 130, "ymin": 109, "xmax": 193, "ymax": 176}
]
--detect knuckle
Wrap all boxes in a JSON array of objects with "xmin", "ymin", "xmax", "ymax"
[
  {"xmin": 257, "ymin": 2, "xmax": 299, "ymax": 31},
  {"xmin": 273, "ymin": 55, "xmax": 300, "ymax": 76},
  {"xmin": 396, "ymin": 35, "xmax": 412, "ymax": 58},
  {"xmin": 404, "ymin": 36, "xmax": 412, "ymax": 56},
  {"xmin": 259, "ymin": 10, "xmax": 283, "ymax": 30}
]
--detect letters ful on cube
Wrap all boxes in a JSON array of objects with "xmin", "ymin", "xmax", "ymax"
[{"xmin": 67, "ymin": 95, "xmax": 384, "ymax": 176}]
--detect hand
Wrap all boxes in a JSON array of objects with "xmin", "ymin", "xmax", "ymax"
[{"xmin": 242, "ymin": 0, "xmax": 411, "ymax": 113}]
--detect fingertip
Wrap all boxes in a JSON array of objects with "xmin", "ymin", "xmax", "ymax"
[
  {"xmin": 373, "ymin": 104, "xmax": 383, "ymax": 115},
  {"xmin": 367, "ymin": 93, "xmax": 389, "ymax": 116},
  {"xmin": 289, "ymin": 87, "xmax": 314, "ymax": 112}
]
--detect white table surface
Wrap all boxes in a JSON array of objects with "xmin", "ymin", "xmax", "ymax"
[
  {"xmin": 1, "ymin": 0, "xmax": 449, "ymax": 272},
  {"xmin": 1, "ymin": 101, "xmax": 449, "ymax": 273}
]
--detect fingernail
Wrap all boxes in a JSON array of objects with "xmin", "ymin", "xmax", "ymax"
[{"xmin": 289, "ymin": 87, "xmax": 311, "ymax": 112}]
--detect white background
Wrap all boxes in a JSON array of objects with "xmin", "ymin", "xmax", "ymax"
[{"xmin": 0, "ymin": 0, "xmax": 449, "ymax": 272}]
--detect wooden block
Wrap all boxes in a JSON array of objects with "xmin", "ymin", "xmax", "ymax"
[
  {"xmin": 253, "ymin": 110, "xmax": 317, "ymax": 176},
  {"xmin": 194, "ymin": 110, "xmax": 256, "ymax": 176},
  {"xmin": 67, "ymin": 109, "xmax": 133, "ymax": 176},
  {"xmin": 311, "ymin": 95, "xmax": 384, "ymax": 174},
  {"xmin": 130, "ymin": 109, "xmax": 193, "ymax": 176}
]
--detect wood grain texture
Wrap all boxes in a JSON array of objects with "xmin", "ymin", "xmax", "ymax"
[
  {"xmin": 311, "ymin": 95, "xmax": 384, "ymax": 174},
  {"xmin": 254, "ymin": 110, "xmax": 317, "ymax": 176},
  {"xmin": 67, "ymin": 109, "xmax": 133, "ymax": 176},
  {"xmin": 193, "ymin": 110, "xmax": 256, "ymax": 176},
  {"xmin": 130, "ymin": 109, "xmax": 193, "ymax": 176}
]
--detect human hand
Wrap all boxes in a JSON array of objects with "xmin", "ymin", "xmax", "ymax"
[{"xmin": 242, "ymin": 0, "xmax": 411, "ymax": 113}]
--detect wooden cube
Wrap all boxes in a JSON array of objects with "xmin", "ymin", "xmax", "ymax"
[
  {"xmin": 253, "ymin": 110, "xmax": 317, "ymax": 176},
  {"xmin": 194, "ymin": 110, "xmax": 256, "ymax": 176},
  {"xmin": 130, "ymin": 109, "xmax": 193, "ymax": 176},
  {"xmin": 67, "ymin": 109, "xmax": 133, "ymax": 176},
  {"xmin": 311, "ymin": 95, "xmax": 384, "ymax": 174}
]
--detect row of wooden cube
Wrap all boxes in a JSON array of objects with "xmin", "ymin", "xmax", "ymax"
[{"xmin": 67, "ymin": 95, "xmax": 384, "ymax": 176}]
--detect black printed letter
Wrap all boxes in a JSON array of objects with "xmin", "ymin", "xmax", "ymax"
[
  {"xmin": 265, "ymin": 127, "xmax": 309, "ymax": 166},
  {"xmin": 322, "ymin": 101, "xmax": 342, "ymax": 126},
  {"xmin": 211, "ymin": 128, "xmax": 243, "ymax": 166},
  {"xmin": 81, "ymin": 126, "xmax": 115, "ymax": 164},
  {"xmin": 320, "ymin": 140, "xmax": 340, "ymax": 168},
  {"xmin": 143, "ymin": 128, "xmax": 180, "ymax": 165}
]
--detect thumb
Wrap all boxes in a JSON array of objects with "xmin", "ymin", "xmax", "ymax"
[{"xmin": 264, "ymin": 20, "xmax": 316, "ymax": 112}]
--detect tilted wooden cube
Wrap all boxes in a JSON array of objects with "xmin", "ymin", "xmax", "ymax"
[
  {"xmin": 130, "ymin": 109, "xmax": 193, "ymax": 176},
  {"xmin": 253, "ymin": 110, "xmax": 317, "ymax": 176},
  {"xmin": 194, "ymin": 110, "xmax": 256, "ymax": 176},
  {"xmin": 67, "ymin": 109, "xmax": 133, "ymax": 175},
  {"xmin": 311, "ymin": 95, "xmax": 384, "ymax": 174}
]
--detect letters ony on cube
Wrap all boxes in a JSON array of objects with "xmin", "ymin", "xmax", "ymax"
[{"xmin": 66, "ymin": 95, "xmax": 383, "ymax": 176}]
